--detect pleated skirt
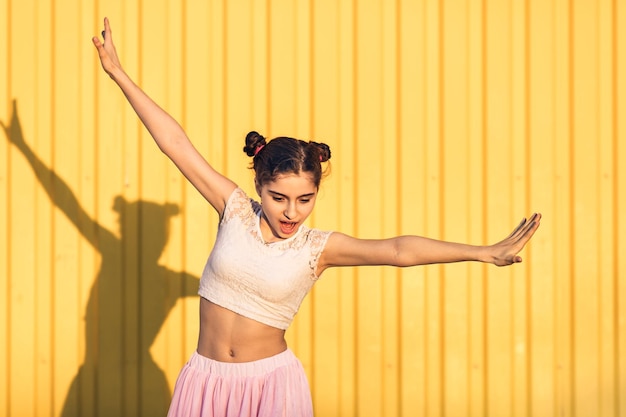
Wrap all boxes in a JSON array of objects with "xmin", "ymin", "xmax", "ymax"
[{"xmin": 167, "ymin": 349, "xmax": 313, "ymax": 417}]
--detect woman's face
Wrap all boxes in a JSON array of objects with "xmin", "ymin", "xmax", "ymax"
[{"xmin": 256, "ymin": 172, "xmax": 318, "ymax": 242}]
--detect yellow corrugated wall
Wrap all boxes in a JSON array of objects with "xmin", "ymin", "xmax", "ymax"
[{"xmin": 1, "ymin": 0, "xmax": 624, "ymax": 416}]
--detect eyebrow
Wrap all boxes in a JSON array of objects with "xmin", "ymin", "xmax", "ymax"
[{"xmin": 268, "ymin": 190, "xmax": 316, "ymax": 199}]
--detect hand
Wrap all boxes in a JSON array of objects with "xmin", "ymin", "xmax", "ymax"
[
  {"xmin": 488, "ymin": 213, "xmax": 541, "ymax": 266},
  {"xmin": 1, "ymin": 100, "xmax": 27, "ymax": 149},
  {"xmin": 92, "ymin": 17, "xmax": 124, "ymax": 79}
]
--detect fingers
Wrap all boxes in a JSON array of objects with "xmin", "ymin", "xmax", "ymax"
[
  {"xmin": 507, "ymin": 217, "xmax": 528, "ymax": 239},
  {"xmin": 511, "ymin": 222, "xmax": 538, "ymax": 249},
  {"xmin": 510, "ymin": 213, "xmax": 541, "ymax": 256},
  {"xmin": 92, "ymin": 36, "xmax": 107, "ymax": 59},
  {"xmin": 519, "ymin": 213, "xmax": 541, "ymax": 238},
  {"xmin": 509, "ymin": 213, "xmax": 541, "ymax": 241},
  {"xmin": 103, "ymin": 17, "xmax": 112, "ymax": 43},
  {"xmin": 92, "ymin": 18, "xmax": 113, "ymax": 60},
  {"xmin": 93, "ymin": 17, "xmax": 111, "ymax": 47}
]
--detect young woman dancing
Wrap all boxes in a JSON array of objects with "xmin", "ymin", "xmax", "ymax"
[{"xmin": 93, "ymin": 17, "xmax": 541, "ymax": 417}]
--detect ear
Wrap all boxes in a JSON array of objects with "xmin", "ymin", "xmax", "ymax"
[{"xmin": 254, "ymin": 178, "xmax": 262, "ymax": 196}]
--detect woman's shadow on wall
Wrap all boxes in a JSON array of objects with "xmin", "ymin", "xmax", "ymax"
[{"xmin": 2, "ymin": 100, "xmax": 199, "ymax": 416}]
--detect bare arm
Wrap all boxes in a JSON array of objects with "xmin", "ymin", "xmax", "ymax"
[
  {"xmin": 319, "ymin": 213, "xmax": 541, "ymax": 272},
  {"xmin": 92, "ymin": 18, "xmax": 236, "ymax": 215}
]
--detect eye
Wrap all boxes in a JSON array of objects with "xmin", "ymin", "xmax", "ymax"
[
  {"xmin": 299, "ymin": 199, "xmax": 311, "ymax": 203},
  {"xmin": 272, "ymin": 196, "xmax": 284, "ymax": 202}
]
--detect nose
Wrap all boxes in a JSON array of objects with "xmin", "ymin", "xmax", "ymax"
[{"xmin": 284, "ymin": 203, "xmax": 296, "ymax": 220}]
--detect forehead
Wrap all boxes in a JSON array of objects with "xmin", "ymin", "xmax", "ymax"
[{"xmin": 262, "ymin": 172, "xmax": 317, "ymax": 194}]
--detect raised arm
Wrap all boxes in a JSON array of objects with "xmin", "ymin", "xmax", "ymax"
[
  {"xmin": 319, "ymin": 213, "xmax": 541, "ymax": 272},
  {"xmin": 1, "ymin": 100, "xmax": 114, "ymax": 250},
  {"xmin": 92, "ymin": 17, "xmax": 236, "ymax": 215}
]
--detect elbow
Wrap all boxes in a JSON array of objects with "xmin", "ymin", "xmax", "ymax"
[
  {"xmin": 390, "ymin": 236, "xmax": 428, "ymax": 267},
  {"xmin": 157, "ymin": 133, "xmax": 188, "ymax": 155},
  {"xmin": 391, "ymin": 238, "xmax": 411, "ymax": 267}
]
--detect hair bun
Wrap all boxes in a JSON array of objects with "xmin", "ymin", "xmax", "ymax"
[
  {"xmin": 314, "ymin": 142, "xmax": 331, "ymax": 162},
  {"xmin": 243, "ymin": 131, "xmax": 267, "ymax": 157}
]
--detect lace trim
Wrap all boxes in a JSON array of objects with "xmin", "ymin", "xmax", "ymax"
[
  {"xmin": 222, "ymin": 188, "xmax": 330, "ymax": 250},
  {"xmin": 222, "ymin": 188, "xmax": 332, "ymax": 259},
  {"xmin": 308, "ymin": 229, "xmax": 332, "ymax": 280}
]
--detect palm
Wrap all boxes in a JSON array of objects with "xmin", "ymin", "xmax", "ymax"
[
  {"xmin": 1, "ymin": 100, "xmax": 26, "ymax": 149},
  {"xmin": 92, "ymin": 17, "xmax": 123, "ymax": 78},
  {"xmin": 491, "ymin": 213, "xmax": 541, "ymax": 266}
]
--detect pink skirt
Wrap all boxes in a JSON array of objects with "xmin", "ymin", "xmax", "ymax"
[{"xmin": 167, "ymin": 349, "xmax": 313, "ymax": 417}]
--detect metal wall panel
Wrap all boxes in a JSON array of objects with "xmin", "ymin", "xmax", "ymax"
[{"xmin": 1, "ymin": 0, "xmax": 624, "ymax": 416}]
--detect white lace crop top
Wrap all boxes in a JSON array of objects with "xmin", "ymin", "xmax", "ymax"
[{"xmin": 198, "ymin": 188, "xmax": 333, "ymax": 330}]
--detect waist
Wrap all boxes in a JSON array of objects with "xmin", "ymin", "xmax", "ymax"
[
  {"xmin": 185, "ymin": 348, "xmax": 299, "ymax": 376},
  {"xmin": 197, "ymin": 297, "xmax": 287, "ymax": 363}
]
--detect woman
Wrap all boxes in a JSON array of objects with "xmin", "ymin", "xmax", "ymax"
[{"xmin": 93, "ymin": 18, "xmax": 540, "ymax": 417}]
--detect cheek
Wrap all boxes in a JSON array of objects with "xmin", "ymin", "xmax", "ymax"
[
  {"xmin": 263, "ymin": 199, "xmax": 285, "ymax": 217},
  {"xmin": 300, "ymin": 202, "xmax": 316, "ymax": 216}
]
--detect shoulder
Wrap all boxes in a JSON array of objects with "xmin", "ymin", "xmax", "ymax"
[
  {"xmin": 303, "ymin": 227, "xmax": 333, "ymax": 250},
  {"xmin": 221, "ymin": 187, "xmax": 259, "ymax": 223},
  {"xmin": 324, "ymin": 231, "xmax": 358, "ymax": 249}
]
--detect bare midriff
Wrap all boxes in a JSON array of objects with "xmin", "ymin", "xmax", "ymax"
[{"xmin": 197, "ymin": 297, "xmax": 287, "ymax": 363}]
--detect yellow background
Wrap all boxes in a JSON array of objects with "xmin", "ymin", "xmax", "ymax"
[{"xmin": 1, "ymin": 0, "xmax": 625, "ymax": 416}]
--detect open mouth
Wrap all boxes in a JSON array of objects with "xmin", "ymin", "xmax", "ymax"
[{"xmin": 279, "ymin": 221, "xmax": 298, "ymax": 235}]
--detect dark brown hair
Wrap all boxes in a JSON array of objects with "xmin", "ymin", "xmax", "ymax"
[{"xmin": 243, "ymin": 131, "xmax": 331, "ymax": 187}]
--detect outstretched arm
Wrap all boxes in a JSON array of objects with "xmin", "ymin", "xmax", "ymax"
[
  {"xmin": 319, "ymin": 213, "xmax": 541, "ymax": 272},
  {"xmin": 92, "ymin": 17, "xmax": 236, "ymax": 215}
]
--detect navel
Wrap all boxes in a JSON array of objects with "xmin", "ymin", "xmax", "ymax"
[{"xmin": 228, "ymin": 349, "xmax": 235, "ymax": 358}]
